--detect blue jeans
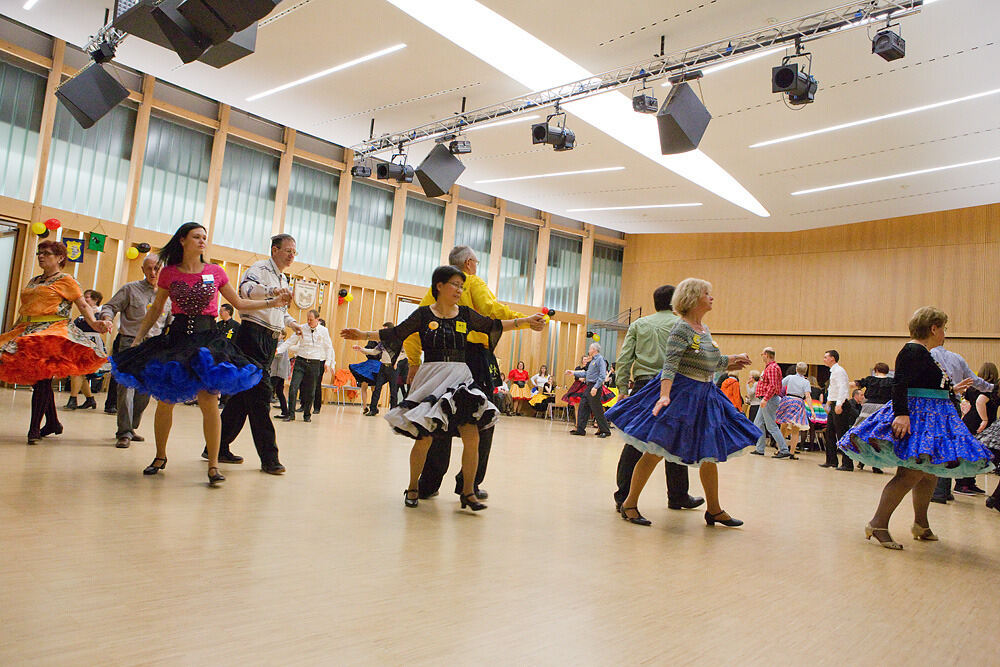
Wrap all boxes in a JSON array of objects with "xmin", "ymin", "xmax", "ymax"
[{"xmin": 754, "ymin": 396, "xmax": 788, "ymax": 454}]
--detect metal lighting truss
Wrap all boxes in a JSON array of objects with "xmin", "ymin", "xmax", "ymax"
[{"xmin": 351, "ymin": 0, "xmax": 927, "ymax": 159}]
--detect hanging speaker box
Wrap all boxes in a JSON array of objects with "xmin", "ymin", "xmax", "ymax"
[
  {"xmin": 416, "ymin": 144, "xmax": 466, "ymax": 198},
  {"xmin": 55, "ymin": 62, "xmax": 130, "ymax": 129},
  {"xmin": 655, "ymin": 82, "xmax": 711, "ymax": 155},
  {"xmin": 177, "ymin": 0, "xmax": 235, "ymax": 45}
]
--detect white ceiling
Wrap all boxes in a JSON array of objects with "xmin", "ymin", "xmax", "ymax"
[{"xmin": 3, "ymin": 0, "xmax": 999, "ymax": 233}]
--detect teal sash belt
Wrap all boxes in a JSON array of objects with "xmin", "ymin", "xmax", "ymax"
[{"xmin": 907, "ymin": 388, "xmax": 950, "ymax": 399}]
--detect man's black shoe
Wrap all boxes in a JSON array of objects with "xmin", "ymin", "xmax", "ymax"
[
  {"xmin": 668, "ymin": 495, "xmax": 705, "ymax": 510},
  {"xmin": 817, "ymin": 463, "xmax": 836, "ymax": 468},
  {"xmin": 773, "ymin": 451, "xmax": 791, "ymax": 459},
  {"xmin": 750, "ymin": 450, "xmax": 764, "ymax": 456},
  {"xmin": 303, "ymin": 414, "xmax": 311, "ymax": 423},
  {"xmin": 279, "ymin": 414, "xmax": 295, "ymax": 422},
  {"xmin": 836, "ymin": 465, "xmax": 854, "ymax": 472},
  {"xmin": 418, "ymin": 490, "xmax": 439, "ymax": 500},
  {"xmin": 930, "ymin": 497, "xmax": 948, "ymax": 504},
  {"xmin": 261, "ymin": 462, "xmax": 286, "ymax": 475},
  {"xmin": 569, "ymin": 430, "xmax": 586, "ymax": 436},
  {"xmin": 595, "ymin": 431, "xmax": 611, "ymax": 438},
  {"xmin": 104, "ymin": 407, "xmax": 117, "ymax": 415},
  {"xmin": 219, "ymin": 452, "xmax": 244, "ymax": 464}
]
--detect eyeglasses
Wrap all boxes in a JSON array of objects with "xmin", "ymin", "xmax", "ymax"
[
  {"xmin": 36, "ymin": 251, "xmax": 55, "ymax": 257},
  {"xmin": 446, "ymin": 281, "xmax": 465, "ymax": 289}
]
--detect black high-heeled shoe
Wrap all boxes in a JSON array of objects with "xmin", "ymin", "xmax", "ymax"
[
  {"xmin": 404, "ymin": 489, "xmax": 419, "ymax": 508},
  {"xmin": 143, "ymin": 457, "xmax": 167, "ymax": 475},
  {"xmin": 986, "ymin": 496, "xmax": 1000, "ymax": 513},
  {"xmin": 208, "ymin": 466, "xmax": 225, "ymax": 486},
  {"xmin": 705, "ymin": 510, "xmax": 743, "ymax": 527},
  {"xmin": 39, "ymin": 423, "xmax": 63, "ymax": 438},
  {"xmin": 620, "ymin": 506, "xmax": 652, "ymax": 526},
  {"xmin": 460, "ymin": 493, "xmax": 486, "ymax": 511},
  {"xmin": 79, "ymin": 396, "xmax": 97, "ymax": 410}
]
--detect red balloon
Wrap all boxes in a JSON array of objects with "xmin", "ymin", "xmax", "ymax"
[
  {"xmin": 44, "ymin": 218, "xmax": 61, "ymax": 230},
  {"xmin": 338, "ymin": 296, "xmax": 346, "ymax": 305}
]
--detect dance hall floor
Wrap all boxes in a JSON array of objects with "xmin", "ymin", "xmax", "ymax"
[{"xmin": 1, "ymin": 387, "xmax": 998, "ymax": 665}]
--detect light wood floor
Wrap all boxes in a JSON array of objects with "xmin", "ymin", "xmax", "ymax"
[{"xmin": 1, "ymin": 387, "xmax": 998, "ymax": 666}]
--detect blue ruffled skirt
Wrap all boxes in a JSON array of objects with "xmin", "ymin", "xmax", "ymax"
[
  {"xmin": 838, "ymin": 397, "xmax": 995, "ymax": 477},
  {"xmin": 349, "ymin": 358, "xmax": 381, "ymax": 385},
  {"xmin": 111, "ymin": 325, "xmax": 262, "ymax": 404},
  {"xmin": 606, "ymin": 372, "xmax": 762, "ymax": 466}
]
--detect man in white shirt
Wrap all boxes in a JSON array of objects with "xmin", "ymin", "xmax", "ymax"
[
  {"xmin": 820, "ymin": 349, "xmax": 853, "ymax": 471},
  {"xmin": 215, "ymin": 234, "xmax": 299, "ymax": 474},
  {"xmin": 278, "ymin": 308, "xmax": 334, "ymax": 423}
]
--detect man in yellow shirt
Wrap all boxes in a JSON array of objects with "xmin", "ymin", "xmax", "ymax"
[{"xmin": 406, "ymin": 245, "xmax": 543, "ymax": 499}]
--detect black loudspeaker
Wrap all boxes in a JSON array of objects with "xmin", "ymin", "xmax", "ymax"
[
  {"xmin": 416, "ymin": 144, "xmax": 466, "ymax": 198},
  {"xmin": 150, "ymin": 1, "xmax": 211, "ymax": 63},
  {"xmin": 177, "ymin": 0, "xmax": 235, "ymax": 45},
  {"xmin": 55, "ymin": 63, "xmax": 130, "ymax": 129},
  {"xmin": 198, "ymin": 0, "xmax": 280, "ymax": 32},
  {"xmin": 198, "ymin": 23, "xmax": 257, "ymax": 67},
  {"xmin": 655, "ymin": 82, "xmax": 711, "ymax": 155}
]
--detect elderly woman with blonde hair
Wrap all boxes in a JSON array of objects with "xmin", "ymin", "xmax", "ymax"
[{"xmin": 606, "ymin": 278, "xmax": 759, "ymax": 528}]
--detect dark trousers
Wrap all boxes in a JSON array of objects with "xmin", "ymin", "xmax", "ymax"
[
  {"xmin": 369, "ymin": 364, "xmax": 397, "ymax": 411},
  {"xmin": 28, "ymin": 379, "xmax": 58, "ymax": 437},
  {"xmin": 272, "ymin": 376, "xmax": 288, "ymax": 415},
  {"xmin": 613, "ymin": 376, "xmax": 689, "ymax": 505},
  {"xmin": 288, "ymin": 357, "xmax": 322, "ymax": 418},
  {"xmin": 417, "ymin": 345, "xmax": 498, "ymax": 495},
  {"xmin": 576, "ymin": 382, "xmax": 611, "ymax": 434},
  {"xmin": 104, "ymin": 334, "xmax": 124, "ymax": 411},
  {"xmin": 311, "ymin": 361, "xmax": 325, "ymax": 412},
  {"xmin": 824, "ymin": 401, "xmax": 853, "ymax": 469},
  {"xmin": 219, "ymin": 322, "xmax": 281, "ymax": 465}
]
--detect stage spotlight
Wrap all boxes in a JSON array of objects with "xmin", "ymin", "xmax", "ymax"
[
  {"xmin": 449, "ymin": 139, "xmax": 472, "ymax": 155},
  {"xmin": 88, "ymin": 40, "xmax": 116, "ymax": 64},
  {"xmin": 531, "ymin": 121, "xmax": 575, "ymax": 152},
  {"xmin": 772, "ymin": 62, "xmax": 817, "ymax": 105},
  {"xmin": 632, "ymin": 92, "xmax": 658, "ymax": 114},
  {"xmin": 376, "ymin": 160, "xmax": 414, "ymax": 184},
  {"xmin": 350, "ymin": 163, "xmax": 372, "ymax": 178},
  {"xmin": 872, "ymin": 28, "xmax": 905, "ymax": 61}
]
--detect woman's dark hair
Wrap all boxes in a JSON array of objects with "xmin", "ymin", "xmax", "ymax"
[
  {"xmin": 84, "ymin": 289, "xmax": 104, "ymax": 305},
  {"xmin": 653, "ymin": 284, "xmax": 675, "ymax": 311},
  {"xmin": 159, "ymin": 222, "xmax": 206, "ymax": 266},
  {"xmin": 516, "ymin": 361, "xmax": 525, "ymax": 370},
  {"xmin": 874, "ymin": 362, "xmax": 890, "ymax": 374},
  {"xmin": 978, "ymin": 362, "xmax": 999, "ymax": 387},
  {"xmin": 430, "ymin": 265, "xmax": 464, "ymax": 298},
  {"xmin": 37, "ymin": 240, "xmax": 68, "ymax": 268}
]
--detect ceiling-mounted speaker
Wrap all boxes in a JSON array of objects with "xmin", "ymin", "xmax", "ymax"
[
  {"xmin": 197, "ymin": 0, "xmax": 281, "ymax": 32},
  {"xmin": 150, "ymin": 0, "xmax": 211, "ymax": 63},
  {"xmin": 416, "ymin": 144, "xmax": 466, "ymax": 198},
  {"xmin": 655, "ymin": 82, "xmax": 711, "ymax": 155},
  {"xmin": 55, "ymin": 62, "xmax": 130, "ymax": 129},
  {"xmin": 198, "ymin": 23, "xmax": 257, "ymax": 67},
  {"xmin": 177, "ymin": 0, "xmax": 235, "ymax": 45}
]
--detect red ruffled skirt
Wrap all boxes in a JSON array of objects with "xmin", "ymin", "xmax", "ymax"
[{"xmin": 0, "ymin": 320, "xmax": 106, "ymax": 384}]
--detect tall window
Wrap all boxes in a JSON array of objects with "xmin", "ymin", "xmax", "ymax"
[
  {"xmin": 43, "ymin": 103, "xmax": 136, "ymax": 221},
  {"xmin": 285, "ymin": 161, "xmax": 339, "ymax": 266},
  {"xmin": 213, "ymin": 140, "xmax": 279, "ymax": 253},
  {"xmin": 454, "ymin": 209, "xmax": 492, "ymax": 276},
  {"xmin": 544, "ymin": 233, "xmax": 582, "ymax": 313},
  {"xmin": 136, "ymin": 114, "xmax": 212, "ymax": 234},
  {"xmin": 0, "ymin": 61, "xmax": 45, "ymax": 201},
  {"xmin": 342, "ymin": 180, "xmax": 393, "ymax": 277},
  {"xmin": 397, "ymin": 196, "xmax": 444, "ymax": 285},
  {"xmin": 497, "ymin": 222, "xmax": 537, "ymax": 304},
  {"xmin": 589, "ymin": 243, "xmax": 624, "ymax": 351}
]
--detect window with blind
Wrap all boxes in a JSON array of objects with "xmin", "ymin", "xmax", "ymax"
[
  {"xmin": 544, "ymin": 232, "xmax": 582, "ymax": 313},
  {"xmin": 43, "ymin": 103, "xmax": 136, "ymax": 221},
  {"xmin": 342, "ymin": 180, "xmax": 393, "ymax": 277},
  {"xmin": 454, "ymin": 209, "xmax": 492, "ymax": 276},
  {"xmin": 213, "ymin": 140, "xmax": 279, "ymax": 253},
  {"xmin": 589, "ymin": 243, "xmax": 624, "ymax": 351},
  {"xmin": 0, "ymin": 60, "xmax": 45, "ymax": 201},
  {"xmin": 397, "ymin": 196, "xmax": 444, "ymax": 285},
  {"xmin": 285, "ymin": 161, "xmax": 339, "ymax": 266},
  {"xmin": 497, "ymin": 222, "xmax": 537, "ymax": 304},
  {"xmin": 135, "ymin": 114, "xmax": 212, "ymax": 234}
]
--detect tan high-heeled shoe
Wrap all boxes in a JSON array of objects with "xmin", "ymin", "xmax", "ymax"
[
  {"xmin": 865, "ymin": 523, "xmax": 903, "ymax": 550},
  {"xmin": 911, "ymin": 523, "xmax": 938, "ymax": 541}
]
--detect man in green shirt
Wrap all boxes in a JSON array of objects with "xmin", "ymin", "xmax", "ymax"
[{"xmin": 613, "ymin": 284, "xmax": 704, "ymax": 512}]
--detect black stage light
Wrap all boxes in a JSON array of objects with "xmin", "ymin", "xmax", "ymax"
[
  {"xmin": 88, "ymin": 40, "xmax": 116, "ymax": 64},
  {"xmin": 632, "ymin": 93, "xmax": 658, "ymax": 114},
  {"xmin": 531, "ymin": 122, "xmax": 575, "ymax": 151},
  {"xmin": 449, "ymin": 139, "xmax": 472, "ymax": 155},
  {"xmin": 872, "ymin": 28, "xmax": 905, "ymax": 61},
  {"xmin": 376, "ymin": 162, "xmax": 414, "ymax": 183},
  {"xmin": 656, "ymin": 82, "xmax": 711, "ymax": 154},
  {"xmin": 350, "ymin": 164, "xmax": 372, "ymax": 178},
  {"xmin": 55, "ymin": 62, "xmax": 130, "ymax": 129},
  {"xmin": 417, "ymin": 143, "xmax": 467, "ymax": 198},
  {"xmin": 772, "ymin": 63, "xmax": 817, "ymax": 105}
]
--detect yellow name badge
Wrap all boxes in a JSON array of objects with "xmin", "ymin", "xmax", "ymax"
[{"xmin": 455, "ymin": 321, "xmax": 467, "ymax": 333}]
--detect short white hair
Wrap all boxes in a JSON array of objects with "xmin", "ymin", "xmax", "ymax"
[
  {"xmin": 448, "ymin": 246, "xmax": 476, "ymax": 268},
  {"xmin": 671, "ymin": 278, "xmax": 711, "ymax": 316},
  {"xmin": 796, "ymin": 362, "xmax": 808, "ymax": 375},
  {"xmin": 589, "ymin": 342, "xmax": 601, "ymax": 353}
]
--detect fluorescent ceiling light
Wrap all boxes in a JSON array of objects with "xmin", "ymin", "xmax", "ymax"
[
  {"xmin": 465, "ymin": 114, "xmax": 540, "ymax": 132},
  {"xmin": 23, "ymin": 0, "xmax": 41, "ymax": 8},
  {"xmin": 664, "ymin": 46, "xmax": 785, "ymax": 83},
  {"xmin": 387, "ymin": 0, "xmax": 768, "ymax": 218},
  {"xmin": 791, "ymin": 156, "xmax": 1000, "ymax": 195},
  {"xmin": 752, "ymin": 87, "xmax": 1000, "ymax": 148},
  {"xmin": 476, "ymin": 166, "xmax": 624, "ymax": 185},
  {"xmin": 247, "ymin": 43, "xmax": 406, "ymax": 102},
  {"xmin": 566, "ymin": 203, "xmax": 702, "ymax": 212}
]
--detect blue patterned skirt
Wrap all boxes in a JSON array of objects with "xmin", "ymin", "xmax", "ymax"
[
  {"xmin": 775, "ymin": 396, "xmax": 810, "ymax": 430},
  {"xmin": 837, "ymin": 394, "xmax": 995, "ymax": 477},
  {"xmin": 606, "ymin": 372, "xmax": 762, "ymax": 467}
]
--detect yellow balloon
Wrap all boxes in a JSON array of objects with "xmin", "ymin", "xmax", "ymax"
[
  {"xmin": 543, "ymin": 315, "xmax": 550, "ymax": 323},
  {"xmin": 344, "ymin": 293, "xmax": 354, "ymax": 302},
  {"xmin": 31, "ymin": 222, "xmax": 46, "ymax": 235},
  {"xmin": 126, "ymin": 247, "xmax": 139, "ymax": 260},
  {"xmin": 593, "ymin": 334, "xmax": 601, "ymax": 342}
]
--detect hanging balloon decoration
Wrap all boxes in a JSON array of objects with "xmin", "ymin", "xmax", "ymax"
[
  {"xmin": 136, "ymin": 242, "xmax": 151, "ymax": 254},
  {"xmin": 338, "ymin": 287, "xmax": 348, "ymax": 305},
  {"xmin": 31, "ymin": 222, "xmax": 47, "ymax": 235},
  {"xmin": 125, "ymin": 247, "xmax": 140, "ymax": 260},
  {"xmin": 44, "ymin": 218, "xmax": 61, "ymax": 231}
]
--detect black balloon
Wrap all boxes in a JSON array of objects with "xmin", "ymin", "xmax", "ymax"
[
  {"xmin": 136, "ymin": 242, "xmax": 151, "ymax": 253},
  {"xmin": 586, "ymin": 331, "xmax": 593, "ymax": 338},
  {"xmin": 338, "ymin": 288, "xmax": 348, "ymax": 298},
  {"xmin": 547, "ymin": 309, "xmax": 555, "ymax": 317}
]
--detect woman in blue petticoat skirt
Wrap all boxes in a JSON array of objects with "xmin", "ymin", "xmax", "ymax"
[
  {"xmin": 838, "ymin": 306, "xmax": 995, "ymax": 549},
  {"xmin": 607, "ymin": 278, "xmax": 758, "ymax": 528}
]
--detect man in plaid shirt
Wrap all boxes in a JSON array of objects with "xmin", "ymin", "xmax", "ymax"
[{"xmin": 751, "ymin": 347, "xmax": 791, "ymax": 458}]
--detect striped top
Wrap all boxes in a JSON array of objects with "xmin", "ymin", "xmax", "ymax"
[{"xmin": 662, "ymin": 320, "xmax": 730, "ymax": 383}]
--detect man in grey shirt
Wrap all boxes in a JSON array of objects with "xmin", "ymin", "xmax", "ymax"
[
  {"xmin": 567, "ymin": 342, "xmax": 612, "ymax": 438},
  {"xmin": 99, "ymin": 254, "xmax": 170, "ymax": 448}
]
